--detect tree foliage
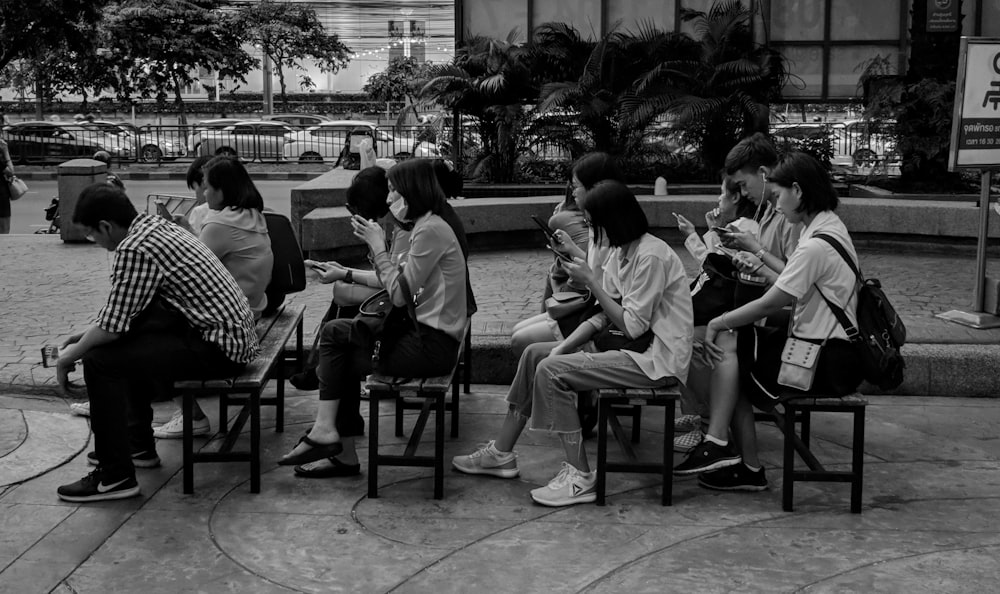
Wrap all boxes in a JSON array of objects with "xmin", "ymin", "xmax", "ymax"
[
  {"xmin": 233, "ymin": 0, "xmax": 351, "ymax": 109},
  {"xmin": 98, "ymin": 0, "xmax": 256, "ymax": 125},
  {"xmin": 364, "ymin": 57, "xmax": 433, "ymax": 104},
  {"xmin": 0, "ymin": 0, "xmax": 107, "ymax": 72}
]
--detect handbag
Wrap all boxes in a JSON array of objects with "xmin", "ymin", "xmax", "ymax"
[
  {"xmin": 544, "ymin": 290, "xmax": 592, "ymax": 320},
  {"xmin": 8, "ymin": 176, "xmax": 27, "ymax": 201},
  {"xmin": 349, "ymin": 275, "xmax": 418, "ymax": 365},
  {"xmin": 593, "ymin": 325, "xmax": 654, "ymax": 353},
  {"xmin": 691, "ymin": 253, "xmax": 738, "ymax": 326},
  {"xmin": 777, "ymin": 337, "xmax": 823, "ymax": 391}
]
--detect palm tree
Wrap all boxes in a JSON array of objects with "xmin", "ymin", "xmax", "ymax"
[{"xmin": 419, "ymin": 30, "xmax": 537, "ymax": 181}]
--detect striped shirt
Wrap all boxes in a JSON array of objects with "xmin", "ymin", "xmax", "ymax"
[{"xmin": 96, "ymin": 214, "xmax": 259, "ymax": 363}]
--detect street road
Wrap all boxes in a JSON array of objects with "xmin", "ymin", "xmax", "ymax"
[{"xmin": 6, "ymin": 179, "xmax": 304, "ymax": 234}]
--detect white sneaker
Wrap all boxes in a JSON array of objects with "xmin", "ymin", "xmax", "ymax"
[
  {"xmin": 153, "ymin": 411, "xmax": 210, "ymax": 439},
  {"xmin": 530, "ymin": 462, "xmax": 597, "ymax": 507},
  {"xmin": 69, "ymin": 401, "xmax": 90, "ymax": 417},
  {"xmin": 451, "ymin": 440, "xmax": 519, "ymax": 478},
  {"xmin": 673, "ymin": 428, "xmax": 704, "ymax": 453}
]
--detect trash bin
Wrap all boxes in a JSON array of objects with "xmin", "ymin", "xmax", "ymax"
[{"xmin": 57, "ymin": 158, "xmax": 107, "ymax": 242}]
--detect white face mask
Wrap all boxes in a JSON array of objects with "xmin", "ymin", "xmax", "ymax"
[{"xmin": 389, "ymin": 196, "xmax": 409, "ymax": 222}]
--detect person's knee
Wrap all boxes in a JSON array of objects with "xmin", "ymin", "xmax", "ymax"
[
  {"xmin": 510, "ymin": 329, "xmax": 532, "ymax": 356},
  {"xmin": 320, "ymin": 318, "xmax": 352, "ymax": 345}
]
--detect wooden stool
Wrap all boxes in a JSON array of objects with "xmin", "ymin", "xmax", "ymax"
[
  {"xmin": 773, "ymin": 392, "xmax": 868, "ymax": 513},
  {"xmin": 595, "ymin": 383, "xmax": 681, "ymax": 506}
]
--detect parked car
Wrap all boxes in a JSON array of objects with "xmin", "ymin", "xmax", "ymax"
[
  {"xmin": 195, "ymin": 120, "xmax": 297, "ymax": 161},
  {"xmin": 82, "ymin": 120, "xmax": 185, "ymax": 162},
  {"xmin": 186, "ymin": 118, "xmax": 247, "ymax": 155},
  {"xmin": 262, "ymin": 113, "xmax": 331, "ymax": 128},
  {"xmin": 1, "ymin": 121, "xmax": 130, "ymax": 164},
  {"xmin": 282, "ymin": 120, "xmax": 438, "ymax": 163}
]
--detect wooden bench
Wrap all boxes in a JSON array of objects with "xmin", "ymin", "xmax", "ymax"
[
  {"xmin": 764, "ymin": 392, "xmax": 868, "ymax": 513},
  {"xmin": 176, "ymin": 303, "xmax": 305, "ymax": 494},
  {"xmin": 595, "ymin": 383, "xmax": 681, "ymax": 506},
  {"xmin": 365, "ymin": 319, "xmax": 470, "ymax": 500}
]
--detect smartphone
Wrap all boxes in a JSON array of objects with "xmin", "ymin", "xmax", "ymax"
[
  {"xmin": 41, "ymin": 345, "xmax": 59, "ymax": 368},
  {"xmin": 530, "ymin": 215, "xmax": 560, "ymax": 243},
  {"xmin": 154, "ymin": 199, "xmax": 172, "ymax": 219},
  {"xmin": 548, "ymin": 246, "xmax": 574, "ymax": 263},
  {"xmin": 711, "ymin": 226, "xmax": 733, "ymax": 235}
]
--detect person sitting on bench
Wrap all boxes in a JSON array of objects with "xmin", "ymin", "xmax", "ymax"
[
  {"xmin": 452, "ymin": 180, "xmax": 694, "ymax": 507},
  {"xmin": 278, "ymin": 158, "xmax": 468, "ymax": 478},
  {"xmin": 54, "ymin": 184, "xmax": 258, "ymax": 502}
]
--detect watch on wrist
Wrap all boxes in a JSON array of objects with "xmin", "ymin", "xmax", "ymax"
[
  {"xmin": 754, "ymin": 248, "xmax": 766, "ymax": 260},
  {"xmin": 344, "ymin": 269, "xmax": 354, "ymax": 284}
]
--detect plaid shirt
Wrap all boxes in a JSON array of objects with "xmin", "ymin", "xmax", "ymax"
[{"xmin": 96, "ymin": 214, "xmax": 259, "ymax": 363}]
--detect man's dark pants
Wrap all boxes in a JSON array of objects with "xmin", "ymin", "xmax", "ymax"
[{"xmin": 82, "ymin": 306, "xmax": 244, "ymax": 480}]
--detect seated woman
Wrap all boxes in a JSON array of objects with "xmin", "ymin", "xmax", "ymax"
[
  {"xmin": 453, "ymin": 180, "xmax": 693, "ymax": 507},
  {"xmin": 510, "ymin": 152, "xmax": 623, "ymax": 356},
  {"xmin": 671, "ymin": 173, "xmax": 759, "ymax": 451},
  {"xmin": 153, "ymin": 156, "xmax": 273, "ymax": 439},
  {"xmin": 674, "ymin": 152, "xmax": 864, "ymax": 492},
  {"xmin": 279, "ymin": 158, "xmax": 468, "ymax": 477}
]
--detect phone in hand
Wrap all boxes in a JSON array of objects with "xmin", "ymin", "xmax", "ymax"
[
  {"xmin": 530, "ymin": 215, "xmax": 560, "ymax": 244},
  {"xmin": 548, "ymin": 246, "xmax": 574, "ymax": 263},
  {"xmin": 41, "ymin": 345, "xmax": 59, "ymax": 368},
  {"xmin": 154, "ymin": 199, "xmax": 172, "ymax": 219},
  {"xmin": 711, "ymin": 226, "xmax": 733, "ymax": 235}
]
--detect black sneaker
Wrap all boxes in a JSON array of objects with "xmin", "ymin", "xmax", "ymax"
[
  {"xmin": 87, "ymin": 449, "xmax": 161, "ymax": 469},
  {"xmin": 673, "ymin": 439, "xmax": 741, "ymax": 476},
  {"xmin": 57, "ymin": 469, "xmax": 140, "ymax": 502},
  {"xmin": 698, "ymin": 463, "xmax": 768, "ymax": 492}
]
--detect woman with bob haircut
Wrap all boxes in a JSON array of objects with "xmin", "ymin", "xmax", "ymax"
[
  {"xmin": 279, "ymin": 158, "xmax": 467, "ymax": 478},
  {"xmin": 674, "ymin": 151, "xmax": 863, "ymax": 492},
  {"xmin": 510, "ymin": 152, "xmax": 623, "ymax": 355},
  {"xmin": 453, "ymin": 180, "xmax": 693, "ymax": 508},
  {"xmin": 153, "ymin": 156, "xmax": 273, "ymax": 440}
]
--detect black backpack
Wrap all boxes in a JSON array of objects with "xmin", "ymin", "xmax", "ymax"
[
  {"xmin": 814, "ymin": 234, "xmax": 906, "ymax": 390},
  {"xmin": 262, "ymin": 211, "xmax": 306, "ymax": 317}
]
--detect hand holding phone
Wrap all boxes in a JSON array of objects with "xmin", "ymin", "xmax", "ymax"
[
  {"xmin": 41, "ymin": 345, "xmax": 59, "ymax": 368},
  {"xmin": 154, "ymin": 200, "xmax": 171, "ymax": 219},
  {"xmin": 530, "ymin": 215, "xmax": 560, "ymax": 244},
  {"xmin": 711, "ymin": 226, "xmax": 733, "ymax": 235}
]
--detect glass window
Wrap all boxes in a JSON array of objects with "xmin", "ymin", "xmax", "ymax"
[
  {"xmin": 607, "ymin": 0, "xmax": 675, "ymax": 32},
  {"xmin": 830, "ymin": 0, "xmax": 901, "ymax": 41},
  {"xmin": 233, "ymin": 126, "xmax": 253, "ymax": 134},
  {"xmin": 464, "ymin": 0, "xmax": 528, "ymax": 40},
  {"xmin": 770, "ymin": 0, "xmax": 826, "ymax": 41},
  {"xmin": 678, "ymin": 0, "xmax": 723, "ymax": 37},
  {"xmin": 829, "ymin": 45, "xmax": 899, "ymax": 98},
  {"xmin": 777, "ymin": 45, "xmax": 824, "ymax": 98},
  {"xmin": 983, "ymin": 0, "xmax": 1000, "ymax": 36},
  {"xmin": 533, "ymin": 0, "xmax": 601, "ymax": 37}
]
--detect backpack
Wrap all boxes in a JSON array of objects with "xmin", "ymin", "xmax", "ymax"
[
  {"xmin": 814, "ymin": 234, "xmax": 906, "ymax": 390},
  {"xmin": 262, "ymin": 211, "xmax": 306, "ymax": 317}
]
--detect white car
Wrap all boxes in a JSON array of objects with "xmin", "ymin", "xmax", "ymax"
[
  {"xmin": 84, "ymin": 121, "xmax": 185, "ymax": 162},
  {"xmin": 194, "ymin": 121, "xmax": 297, "ymax": 161},
  {"xmin": 282, "ymin": 120, "xmax": 438, "ymax": 163}
]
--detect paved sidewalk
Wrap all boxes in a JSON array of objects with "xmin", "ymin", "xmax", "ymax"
[{"xmin": 1, "ymin": 386, "xmax": 998, "ymax": 592}]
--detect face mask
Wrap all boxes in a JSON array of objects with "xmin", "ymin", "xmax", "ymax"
[{"xmin": 389, "ymin": 196, "xmax": 409, "ymax": 221}]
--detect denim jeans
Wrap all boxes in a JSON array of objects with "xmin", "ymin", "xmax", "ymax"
[
  {"xmin": 507, "ymin": 341, "xmax": 670, "ymax": 434},
  {"xmin": 83, "ymin": 311, "xmax": 243, "ymax": 480}
]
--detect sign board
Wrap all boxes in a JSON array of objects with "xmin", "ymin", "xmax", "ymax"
[
  {"xmin": 949, "ymin": 37, "xmax": 1000, "ymax": 170},
  {"xmin": 927, "ymin": 0, "xmax": 960, "ymax": 32}
]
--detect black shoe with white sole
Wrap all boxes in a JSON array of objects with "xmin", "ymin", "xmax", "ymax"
[
  {"xmin": 57, "ymin": 468, "xmax": 140, "ymax": 502},
  {"xmin": 698, "ymin": 463, "xmax": 768, "ymax": 492},
  {"xmin": 673, "ymin": 439, "xmax": 741, "ymax": 476}
]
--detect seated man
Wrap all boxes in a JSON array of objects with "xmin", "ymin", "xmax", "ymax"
[{"xmin": 55, "ymin": 184, "xmax": 259, "ymax": 502}]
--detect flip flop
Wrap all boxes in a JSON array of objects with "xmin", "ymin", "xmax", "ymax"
[
  {"xmin": 294, "ymin": 457, "xmax": 361, "ymax": 478},
  {"xmin": 277, "ymin": 435, "xmax": 343, "ymax": 466}
]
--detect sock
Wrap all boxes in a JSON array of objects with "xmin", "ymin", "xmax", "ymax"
[
  {"xmin": 744, "ymin": 463, "xmax": 761, "ymax": 472},
  {"xmin": 704, "ymin": 433, "xmax": 728, "ymax": 447}
]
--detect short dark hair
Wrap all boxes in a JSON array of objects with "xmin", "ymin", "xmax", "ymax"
[
  {"xmin": 204, "ymin": 157, "xmax": 264, "ymax": 211},
  {"xmin": 581, "ymin": 180, "xmax": 648, "ymax": 247},
  {"xmin": 72, "ymin": 183, "xmax": 138, "ymax": 229},
  {"xmin": 768, "ymin": 151, "xmax": 839, "ymax": 215},
  {"xmin": 432, "ymin": 159, "xmax": 463, "ymax": 199},
  {"xmin": 386, "ymin": 158, "xmax": 446, "ymax": 219},
  {"xmin": 724, "ymin": 132, "xmax": 778, "ymax": 175},
  {"xmin": 346, "ymin": 166, "xmax": 390, "ymax": 220},
  {"xmin": 186, "ymin": 155, "xmax": 213, "ymax": 190}
]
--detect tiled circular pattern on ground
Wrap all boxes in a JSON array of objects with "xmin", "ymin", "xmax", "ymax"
[
  {"xmin": 0, "ymin": 409, "xmax": 28, "ymax": 458},
  {"xmin": 0, "ymin": 410, "xmax": 89, "ymax": 487}
]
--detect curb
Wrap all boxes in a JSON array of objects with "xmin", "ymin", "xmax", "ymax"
[{"xmin": 14, "ymin": 171, "xmax": 324, "ymax": 181}]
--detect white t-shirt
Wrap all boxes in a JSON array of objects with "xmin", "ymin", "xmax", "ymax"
[
  {"xmin": 774, "ymin": 211, "xmax": 858, "ymax": 340},
  {"xmin": 188, "ymin": 203, "xmax": 210, "ymax": 236}
]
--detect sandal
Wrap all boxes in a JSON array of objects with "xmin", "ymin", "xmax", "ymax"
[
  {"xmin": 294, "ymin": 457, "xmax": 361, "ymax": 478},
  {"xmin": 277, "ymin": 435, "xmax": 343, "ymax": 466}
]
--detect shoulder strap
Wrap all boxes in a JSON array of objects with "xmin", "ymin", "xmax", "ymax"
[
  {"xmin": 813, "ymin": 233, "xmax": 863, "ymax": 282},
  {"xmin": 395, "ymin": 269, "xmax": 420, "ymax": 332}
]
